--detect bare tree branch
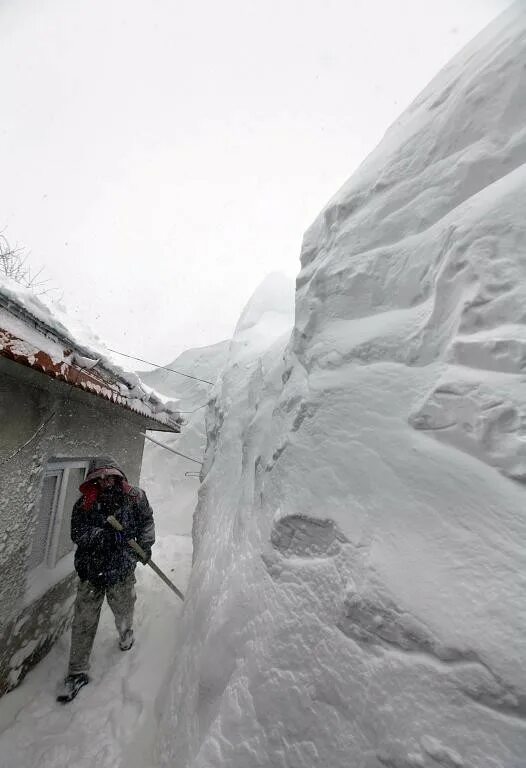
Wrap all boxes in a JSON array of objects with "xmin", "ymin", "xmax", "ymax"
[{"xmin": 0, "ymin": 232, "xmax": 54, "ymax": 295}]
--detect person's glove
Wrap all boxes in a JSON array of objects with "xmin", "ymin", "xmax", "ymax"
[
  {"xmin": 113, "ymin": 531, "xmax": 127, "ymax": 547},
  {"xmin": 103, "ymin": 520, "xmax": 127, "ymax": 547},
  {"xmin": 137, "ymin": 544, "xmax": 151, "ymax": 564}
]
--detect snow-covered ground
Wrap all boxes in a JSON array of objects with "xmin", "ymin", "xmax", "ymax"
[
  {"xmin": 156, "ymin": 5, "xmax": 526, "ymax": 768},
  {"xmin": 0, "ymin": 533, "xmax": 192, "ymax": 768},
  {"xmin": 0, "ymin": 274, "xmax": 293, "ymax": 768},
  {"xmin": 2, "ymin": 5, "xmax": 526, "ymax": 767}
]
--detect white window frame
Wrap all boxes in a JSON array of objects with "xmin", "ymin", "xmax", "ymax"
[
  {"xmin": 45, "ymin": 460, "xmax": 88, "ymax": 567},
  {"xmin": 25, "ymin": 459, "xmax": 89, "ymax": 605}
]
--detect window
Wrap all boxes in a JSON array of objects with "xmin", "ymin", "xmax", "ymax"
[{"xmin": 26, "ymin": 460, "xmax": 88, "ymax": 602}]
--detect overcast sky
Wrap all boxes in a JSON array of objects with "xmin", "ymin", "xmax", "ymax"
[{"xmin": 0, "ymin": 0, "xmax": 510, "ymax": 368}]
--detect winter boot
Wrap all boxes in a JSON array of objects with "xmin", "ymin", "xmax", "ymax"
[
  {"xmin": 57, "ymin": 672, "xmax": 90, "ymax": 703},
  {"xmin": 119, "ymin": 628, "xmax": 134, "ymax": 651}
]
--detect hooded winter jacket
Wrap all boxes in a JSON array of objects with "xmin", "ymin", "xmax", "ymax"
[{"xmin": 71, "ymin": 457, "xmax": 155, "ymax": 587}]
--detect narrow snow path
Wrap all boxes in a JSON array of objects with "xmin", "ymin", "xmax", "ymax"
[{"xmin": 0, "ymin": 534, "xmax": 192, "ymax": 768}]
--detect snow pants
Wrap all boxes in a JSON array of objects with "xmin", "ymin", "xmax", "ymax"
[{"xmin": 68, "ymin": 571, "xmax": 136, "ymax": 675}]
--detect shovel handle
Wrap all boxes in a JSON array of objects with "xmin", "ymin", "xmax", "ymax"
[
  {"xmin": 106, "ymin": 514, "xmax": 148, "ymax": 561},
  {"xmin": 106, "ymin": 515, "xmax": 185, "ymax": 601}
]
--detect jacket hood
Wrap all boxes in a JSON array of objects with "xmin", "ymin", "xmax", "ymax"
[{"xmin": 80, "ymin": 456, "xmax": 127, "ymax": 493}]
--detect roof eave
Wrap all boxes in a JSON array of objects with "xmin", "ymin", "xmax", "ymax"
[{"xmin": 0, "ymin": 325, "xmax": 182, "ymax": 433}]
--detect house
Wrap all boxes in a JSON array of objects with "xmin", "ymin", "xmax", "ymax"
[{"xmin": 0, "ymin": 279, "xmax": 181, "ymax": 695}]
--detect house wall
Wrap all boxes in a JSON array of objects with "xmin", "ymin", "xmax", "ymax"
[{"xmin": 0, "ymin": 357, "xmax": 147, "ymax": 694}]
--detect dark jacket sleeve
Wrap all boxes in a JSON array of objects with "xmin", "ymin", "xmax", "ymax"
[
  {"xmin": 71, "ymin": 499, "xmax": 102, "ymax": 548},
  {"xmin": 135, "ymin": 490, "xmax": 155, "ymax": 550}
]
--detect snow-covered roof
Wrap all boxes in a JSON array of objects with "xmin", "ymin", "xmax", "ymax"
[{"xmin": 0, "ymin": 275, "xmax": 182, "ymax": 432}]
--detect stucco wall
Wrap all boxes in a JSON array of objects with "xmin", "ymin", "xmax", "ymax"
[{"xmin": 0, "ymin": 356, "xmax": 147, "ymax": 693}]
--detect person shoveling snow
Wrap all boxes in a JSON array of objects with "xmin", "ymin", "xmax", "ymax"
[
  {"xmin": 0, "ymin": 534, "xmax": 192, "ymax": 768},
  {"xmin": 57, "ymin": 456, "xmax": 156, "ymax": 703}
]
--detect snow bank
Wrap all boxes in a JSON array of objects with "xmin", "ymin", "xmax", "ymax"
[
  {"xmin": 140, "ymin": 340, "xmax": 230, "ymax": 536},
  {"xmin": 140, "ymin": 274, "xmax": 294, "ymax": 537},
  {"xmin": 158, "ymin": 6, "xmax": 526, "ymax": 767}
]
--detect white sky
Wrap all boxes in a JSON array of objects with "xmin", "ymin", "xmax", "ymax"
[{"xmin": 0, "ymin": 0, "xmax": 511, "ymax": 367}]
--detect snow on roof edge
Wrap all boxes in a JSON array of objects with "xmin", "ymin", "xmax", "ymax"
[{"xmin": 0, "ymin": 277, "xmax": 182, "ymax": 431}]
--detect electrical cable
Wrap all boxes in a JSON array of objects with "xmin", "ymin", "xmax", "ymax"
[
  {"xmin": 107, "ymin": 348, "xmax": 215, "ymax": 386},
  {"xmin": 176, "ymin": 402, "xmax": 210, "ymax": 414},
  {"xmin": 0, "ymin": 410, "xmax": 57, "ymax": 465},
  {"xmin": 0, "ymin": 358, "xmax": 79, "ymax": 464},
  {"xmin": 143, "ymin": 433, "xmax": 203, "ymax": 465},
  {"xmin": 1, "ymin": 345, "xmax": 213, "ymax": 462}
]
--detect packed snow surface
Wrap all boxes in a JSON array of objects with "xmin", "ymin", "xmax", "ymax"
[{"xmin": 158, "ymin": 6, "xmax": 526, "ymax": 768}]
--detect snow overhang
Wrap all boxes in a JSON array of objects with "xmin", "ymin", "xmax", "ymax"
[{"xmin": 0, "ymin": 297, "xmax": 182, "ymax": 433}]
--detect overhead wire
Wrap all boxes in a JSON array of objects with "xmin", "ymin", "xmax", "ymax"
[
  {"xmin": 0, "ymin": 360, "xmax": 79, "ymax": 465},
  {"xmin": 176, "ymin": 402, "xmax": 210, "ymax": 414},
  {"xmin": 107, "ymin": 346, "xmax": 215, "ymax": 413},
  {"xmin": 1, "ymin": 346, "xmax": 214, "ymax": 463},
  {"xmin": 0, "ymin": 410, "xmax": 57, "ymax": 465},
  {"xmin": 107, "ymin": 348, "xmax": 215, "ymax": 385},
  {"xmin": 143, "ymin": 433, "xmax": 203, "ymax": 465}
]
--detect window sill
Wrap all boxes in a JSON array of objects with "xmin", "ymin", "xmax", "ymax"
[{"xmin": 24, "ymin": 552, "xmax": 76, "ymax": 607}]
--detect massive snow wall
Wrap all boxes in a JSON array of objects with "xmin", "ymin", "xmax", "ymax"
[{"xmin": 158, "ymin": 7, "xmax": 526, "ymax": 767}]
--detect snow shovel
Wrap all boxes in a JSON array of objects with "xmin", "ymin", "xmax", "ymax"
[{"xmin": 106, "ymin": 515, "xmax": 185, "ymax": 601}]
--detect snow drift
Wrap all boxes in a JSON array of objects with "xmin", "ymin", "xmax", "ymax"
[
  {"xmin": 158, "ymin": 6, "xmax": 526, "ymax": 767},
  {"xmin": 140, "ymin": 340, "xmax": 230, "ymax": 536}
]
